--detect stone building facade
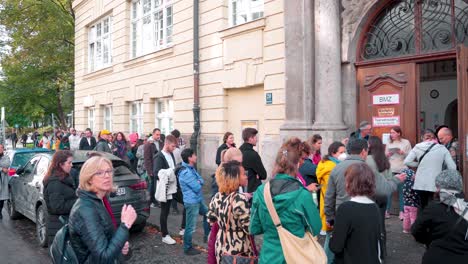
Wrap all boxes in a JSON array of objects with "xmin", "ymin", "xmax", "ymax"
[{"xmin": 73, "ymin": 0, "xmax": 468, "ymax": 186}]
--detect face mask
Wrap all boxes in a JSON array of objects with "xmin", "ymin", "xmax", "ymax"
[{"xmin": 337, "ymin": 153, "xmax": 347, "ymax": 161}]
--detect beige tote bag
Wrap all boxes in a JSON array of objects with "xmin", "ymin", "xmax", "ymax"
[{"xmin": 263, "ymin": 181, "xmax": 327, "ymax": 264}]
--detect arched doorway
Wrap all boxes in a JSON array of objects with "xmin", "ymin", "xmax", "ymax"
[
  {"xmin": 356, "ymin": 0, "xmax": 468, "ymax": 143},
  {"xmin": 355, "ymin": 0, "xmax": 468, "ymax": 197}
]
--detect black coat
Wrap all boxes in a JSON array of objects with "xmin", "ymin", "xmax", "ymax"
[
  {"xmin": 79, "ymin": 137, "xmax": 97, "ymax": 150},
  {"xmin": 44, "ymin": 175, "xmax": 77, "ymax": 216},
  {"xmin": 239, "ymin": 143, "xmax": 266, "ymax": 193},
  {"xmin": 412, "ymin": 201, "xmax": 468, "ymax": 264},
  {"xmin": 215, "ymin": 143, "xmax": 236, "ymax": 166},
  {"xmin": 44, "ymin": 174, "xmax": 77, "ymax": 246},
  {"xmin": 153, "ymin": 151, "xmax": 176, "ymax": 180},
  {"xmin": 69, "ymin": 189, "xmax": 129, "ymax": 264}
]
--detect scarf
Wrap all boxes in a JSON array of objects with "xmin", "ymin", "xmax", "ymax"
[
  {"xmin": 439, "ymin": 189, "xmax": 468, "ymax": 240},
  {"xmin": 103, "ymin": 196, "xmax": 118, "ymax": 229},
  {"xmin": 329, "ymin": 157, "xmax": 340, "ymax": 164}
]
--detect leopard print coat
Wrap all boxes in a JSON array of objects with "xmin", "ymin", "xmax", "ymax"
[{"xmin": 207, "ymin": 192, "xmax": 254, "ymax": 262}]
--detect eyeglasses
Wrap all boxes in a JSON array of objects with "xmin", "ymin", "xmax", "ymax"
[{"xmin": 94, "ymin": 169, "xmax": 113, "ymax": 177}]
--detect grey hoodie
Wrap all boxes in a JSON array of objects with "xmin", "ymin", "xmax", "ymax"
[
  {"xmin": 404, "ymin": 141, "xmax": 456, "ymax": 192},
  {"xmin": 324, "ymin": 155, "xmax": 399, "ymax": 223}
]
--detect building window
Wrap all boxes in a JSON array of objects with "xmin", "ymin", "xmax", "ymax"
[
  {"xmin": 87, "ymin": 108, "xmax": 95, "ymax": 131},
  {"xmin": 88, "ymin": 16, "xmax": 112, "ymax": 72},
  {"xmin": 155, "ymin": 98, "xmax": 173, "ymax": 135},
  {"xmin": 130, "ymin": 101, "xmax": 144, "ymax": 136},
  {"xmin": 104, "ymin": 105, "xmax": 112, "ymax": 131},
  {"xmin": 229, "ymin": 0, "xmax": 264, "ymax": 27},
  {"xmin": 131, "ymin": 0, "xmax": 173, "ymax": 58}
]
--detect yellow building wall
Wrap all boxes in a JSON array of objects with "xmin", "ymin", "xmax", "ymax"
[{"xmin": 73, "ymin": 0, "xmax": 285, "ymax": 172}]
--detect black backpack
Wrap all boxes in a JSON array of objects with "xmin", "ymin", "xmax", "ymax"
[
  {"xmin": 49, "ymin": 220, "xmax": 79, "ymax": 264},
  {"xmin": 173, "ymin": 165, "xmax": 186, "ymax": 204}
]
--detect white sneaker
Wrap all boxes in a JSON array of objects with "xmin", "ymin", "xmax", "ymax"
[
  {"xmin": 179, "ymin": 229, "xmax": 185, "ymax": 236},
  {"xmin": 162, "ymin": 235, "xmax": 176, "ymax": 245},
  {"xmin": 320, "ymin": 230, "xmax": 327, "ymax": 236}
]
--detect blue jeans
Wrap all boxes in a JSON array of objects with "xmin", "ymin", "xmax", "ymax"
[
  {"xmin": 183, "ymin": 201, "xmax": 210, "ymax": 251},
  {"xmin": 386, "ymin": 183, "xmax": 404, "ymax": 212},
  {"xmin": 324, "ymin": 232, "xmax": 335, "ymax": 264}
]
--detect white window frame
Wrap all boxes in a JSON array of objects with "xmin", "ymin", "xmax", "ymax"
[
  {"xmin": 155, "ymin": 98, "xmax": 174, "ymax": 135},
  {"xmin": 131, "ymin": 0, "xmax": 173, "ymax": 58},
  {"xmin": 228, "ymin": 0, "xmax": 264, "ymax": 27},
  {"xmin": 130, "ymin": 101, "xmax": 144, "ymax": 136},
  {"xmin": 87, "ymin": 108, "xmax": 95, "ymax": 131},
  {"xmin": 104, "ymin": 105, "xmax": 113, "ymax": 131},
  {"xmin": 88, "ymin": 16, "xmax": 112, "ymax": 72}
]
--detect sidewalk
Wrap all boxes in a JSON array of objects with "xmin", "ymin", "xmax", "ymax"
[
  {"xmin": 147, "ymin": 204, "xmax": 208, "ymax": 248},
  {"xmin": 147, "ymin": 202, "xmax": 424, "ymax": 264}
]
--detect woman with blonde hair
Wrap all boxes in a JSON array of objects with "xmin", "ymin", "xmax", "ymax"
[
  {"xmin": 208, "ymin": 160, "xmax": 254, "ymax": 263},
  {"xmin": 68, "ymin": 156, "xmax": 137, "ymax": 263}
]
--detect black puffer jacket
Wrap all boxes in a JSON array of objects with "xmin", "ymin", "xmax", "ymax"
[
  {"xmin": 44, "ymin": 174, "xmax": 77, "ymax": 245},
  {"xmin": 69, "ymin": 189, "xmax": 129, "ymax": 264},
  {"xmin": 44, "ymin": 175, "xmax": 77, "ymax": 215}
]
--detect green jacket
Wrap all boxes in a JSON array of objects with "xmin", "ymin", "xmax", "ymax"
[{"xmin": 250, "ymin": 174, "xmax": 322, "ymax": 264}]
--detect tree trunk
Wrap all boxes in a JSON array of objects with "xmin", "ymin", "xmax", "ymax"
[{"xmin": 56, "ymin": 86, "xmax": 67, "ymax": 129}]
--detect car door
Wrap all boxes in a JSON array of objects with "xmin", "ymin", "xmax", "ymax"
[
  {"xmin": 15, "ymin": 156, "xmax": 41, "ymax": 220},
  {"xmin": 30, "ymin": 156, "xmax": 51, "ymax": 211}
]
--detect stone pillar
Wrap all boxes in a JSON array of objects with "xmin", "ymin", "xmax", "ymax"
[
  {"xmin": 312, "ymin": 0, "xmax": 348, "ymax": 143},
  {"xmin": 280, "ymin": 0, "xmax": 315, "ymax": 140}
]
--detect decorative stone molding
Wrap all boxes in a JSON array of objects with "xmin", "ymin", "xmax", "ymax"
[
  {"xmin": 222, "ymin": 60, "xmax": 265, "ymax": 89},
  {"xmin": 341, "ymin": 0, "xmax": 378, "ymax": 62}
]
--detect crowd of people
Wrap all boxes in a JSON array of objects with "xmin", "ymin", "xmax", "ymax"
[{"xmin": 1, "ymin": 121, "xmax": 467, "ymax": 264}]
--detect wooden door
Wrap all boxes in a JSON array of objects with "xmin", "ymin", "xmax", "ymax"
[
  {"xmin": 456, "ymin": 45, "xmax": 468, "ymax": 198},
  {"xmin": 357, "ymin": 64, "xmax": 418, "ymax": 146}
]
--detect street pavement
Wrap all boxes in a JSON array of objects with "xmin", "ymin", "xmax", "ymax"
[
  {"xmin": 146, "ymin": 205, "xmax": 425, "ymax": 264},
  {"xmin": 1, "ymin": 197, "xmax": 425, "ymax": 264},
  {"xmin": 0, "ymin": 209, "xmax": 50, "ymax": 264}
]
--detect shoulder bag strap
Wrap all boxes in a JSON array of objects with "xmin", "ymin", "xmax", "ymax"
[
  {"xmin": 263, "ymin": 181, "xmax": 282, "ymax": 227},
  {"xmin": 417, "ymin": 143, "xmax": 436, "ymax": 163}
]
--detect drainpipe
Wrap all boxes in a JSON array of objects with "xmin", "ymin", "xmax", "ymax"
[{"xmin": 190, "ymin": 0, "xmax": 200, "ymax": 155}]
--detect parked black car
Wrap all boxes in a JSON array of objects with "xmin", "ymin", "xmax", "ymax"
[{"xmin": 7, "ymin": 150, "xmax": 149, "ymax": 247}]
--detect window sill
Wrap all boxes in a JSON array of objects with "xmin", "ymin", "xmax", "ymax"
[
  {"xmin": 220, "ymin": 18, "xmax": 266, "ymax": 40},
  {"xmin": 82, "ymin": 66, "xmax": 114, "ymax": 80},
  {"xmin": 124, "ymin": 46, "xmax": 174, "ymax": 68}
]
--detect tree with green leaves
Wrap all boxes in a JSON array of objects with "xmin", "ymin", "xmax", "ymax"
[{"xmin": 0, "ymin": 0, "xmax": 74, "ymax": 129}]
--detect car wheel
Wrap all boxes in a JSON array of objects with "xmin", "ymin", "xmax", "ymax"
[
  {"xmin": 7, "ymin": 191, "xmax": 22, "ymax": 220},
  {"xmin": 131, "ymin": 221, "xmax": 146, "ymax": 233},
  {"xmin": 36, "ymin": 205, "xmax": 49, "ymax": 248}
]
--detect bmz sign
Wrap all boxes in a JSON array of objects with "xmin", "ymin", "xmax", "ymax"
[{"xmin": 373, "ymin": 94, "xmax": 400, "ymax": 105}]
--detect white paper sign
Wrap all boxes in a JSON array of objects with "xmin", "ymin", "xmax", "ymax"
[
  {"xmin": 382, "ymin": 133, "xmax": 390, "ymax": 144},
  {"xmin": 373, "ymin": 116, "xmax": 400, "ymax": 127},
  {"xmin": 373, "ymin": 94, "xmax": 400, "ymax": 105}
]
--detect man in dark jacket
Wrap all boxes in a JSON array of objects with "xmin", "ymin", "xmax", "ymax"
[
  {"xmin": 349, "ymin": 121, "xmax": 372, "ymax": 141},
  {"xmin": 10, "ymin": 131, "xmax": 18, "ymax": 149},
  {"xmin": 145, "ymin": 128, "xmax": 163, "ymax": 207},
  {"xmin": 79, "ymin": 128, "xmax": 97, "ymax": 150},
  {"xmin": 95, "ymin": 130, "xmax": 112, "ymax": 153},
  {"xmin": 239, "ymin": 127, "xmax": 266, "ymax": 193},
  {"xmin": 21, "ymin": 133, "xmax": 28, "ymax": 147},
  {"xmin": 153, "ymin": 135, "xmax": 178, "ymax": 245}
]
